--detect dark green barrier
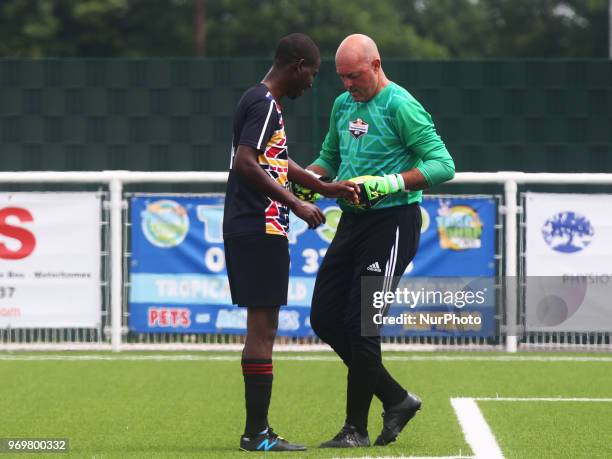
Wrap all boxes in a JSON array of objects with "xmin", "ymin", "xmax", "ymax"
[{"xmin": 1, "ymin": 59, "xmax": 610, "ymax": 174}]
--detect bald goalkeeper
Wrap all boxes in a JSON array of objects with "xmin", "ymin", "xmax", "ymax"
[{"xmin": 307, "ymin": 34, "xmax": 455, "ymax": 448}]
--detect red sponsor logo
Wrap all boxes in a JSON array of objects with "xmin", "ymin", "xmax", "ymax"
[
  {"xmin": 0, "ymin": 207, "xmax": 36, "ymax": 260},
  {"xmin": 0, "ymin": 307, "xmax": 21, "ymax": 317},
  {"xmin": 148, "ymin": 307, "xmax": 191, "ymax": 328}
]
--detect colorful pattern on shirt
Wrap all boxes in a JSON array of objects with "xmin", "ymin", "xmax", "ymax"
[{"xmin": 224, "ymin": 84, "xmax": 290, "ymax": 238}]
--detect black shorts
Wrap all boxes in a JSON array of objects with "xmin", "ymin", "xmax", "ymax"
[{"xmin": 224, "ymin": 234, "xmax": 289, "ymax": 307}]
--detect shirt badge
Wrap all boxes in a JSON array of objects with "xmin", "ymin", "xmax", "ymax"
[{"xmin": 348, "ymin": 118, "xmax": 369, "ymax": 139}]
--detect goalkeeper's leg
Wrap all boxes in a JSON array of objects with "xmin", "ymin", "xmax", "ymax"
[
  {"xmin": 342, "ymin": 204, "xmax": 422, "ymax": 440},
  {"xmin": 311, "ymin": 207, "xmax": 419, "ymax": 408}
]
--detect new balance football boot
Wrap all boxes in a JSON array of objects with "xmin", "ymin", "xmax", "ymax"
[{"xmin": 239, "ymin": 427, "xmax": 306, "ymax": 452}]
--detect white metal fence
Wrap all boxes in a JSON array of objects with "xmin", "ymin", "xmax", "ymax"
[{"xmin": 1, "ymin": 170, "xmax": 612, "ymax": 352}]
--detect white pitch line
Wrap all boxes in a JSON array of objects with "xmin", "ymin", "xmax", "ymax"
[
  {"xmin": 0, "ymin": 354, "xmax": 611, "ymax": 362},
  {"xmin": 451, "ymin": 396, "xmax": 612, "ymax": 459},
  {"xmin": 0, "ymin": 354, "xmax": 612, "ymax": 363},
  {"xmin": 336, "ymin": 456, "xmax": 473, "ymax": 459},
  {"xmin": 450, "ymin": 398, "xmax": 504, "ymax": 459},
  {"xmin": 383, "ymin": 355, "xmax": 612, "ymax": 363},
  {"xmin": 475, "ymin": 397, "xmax": 612, "ymax": 402}
]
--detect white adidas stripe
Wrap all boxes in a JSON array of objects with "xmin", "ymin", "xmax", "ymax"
[{"xmin": 381, "ymin": 226, "xmax": 400, "ymax": 314}]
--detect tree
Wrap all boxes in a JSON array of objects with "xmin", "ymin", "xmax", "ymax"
[
  {"xmin": 0, "ymin": 0, "xmax": 193, "ymax": 57},
  {"xmin": 0, "ymin": 0, "xmax": 607, "ymax": 58},
  {"xmin": 203, "ymin": 0, "xmax": 447, "ymax": 58}
]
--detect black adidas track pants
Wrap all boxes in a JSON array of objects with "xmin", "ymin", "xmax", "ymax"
[{"xmin": 310, "ymin": 204, "xmax": 421, "ymax": 431}]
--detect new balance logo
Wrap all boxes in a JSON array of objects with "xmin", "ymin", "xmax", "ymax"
[
  {"xmin": 367, "ymin": 262, "xmax": 381, "ymax": 272},
  {"xmin": 257, "ymin": 439, "xmax": 278, "ymax": 451}
]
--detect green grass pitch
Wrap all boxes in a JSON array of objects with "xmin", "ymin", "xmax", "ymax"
[{"xmin": 0, "ymin": 352, "xmax": 610, "ymax": 458}]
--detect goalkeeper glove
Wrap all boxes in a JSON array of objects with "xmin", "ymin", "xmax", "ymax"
[
  {"xmin": 290, "ymin": 170, "xmax": 331, "ymax": 203},
  {"xmin": 350, "ymin": 174, "xmax": 405, "ymax": 208}
]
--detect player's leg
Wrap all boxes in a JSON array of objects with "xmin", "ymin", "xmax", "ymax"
[
  {"xmin": 310, "ymin": 216, "xmax": 354, "ymax": 364},
  {"xmin": 312, "ymin": 216, "xmax": 378, "ymax": 448},
  {"xmin": 369, "ymin": 204, "xmax": 423, "ymax": 446},
  {"xmin": 320, "ymin": 245, "xmax": 389, "ymax": 448},
  {"xmin": 321, "ymin": 205, "xmax": 421, "ymax": 448},
  {"xmin": 311, "ymin": 217, "xmax": 414, "ymax": 404},
  {"xmin": 241, "ymin": 306, "xmax": 278, "ymax": 436},
  {"xmin": 225, "ymin": 234, "xmax": 305, "ymax": 452},
  {"xmin": 239, "ymin": 306, "xmax": 306, "ymax": 451}
]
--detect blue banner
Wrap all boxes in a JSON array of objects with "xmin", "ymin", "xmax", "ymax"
[
  {"xmin": 410, "ymin": 197, "xmax": 496, "ymax": 277},
  {"xmin": 128, "ymin": 195, "xmax": 496, "ymax": 336}
]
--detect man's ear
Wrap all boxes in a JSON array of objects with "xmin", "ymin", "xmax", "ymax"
[
  {"xmin": 371, "ymin": 58, "xmax": 381, "ymax": 71},
  {"xmin": 295, "ymin": 58, "xmax": 305, "ymax": 73}
]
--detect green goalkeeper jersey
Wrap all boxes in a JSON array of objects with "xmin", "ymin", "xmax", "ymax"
[{"xmin": 313, "ymin": 82, "xmax": 455, "ymax": 212}]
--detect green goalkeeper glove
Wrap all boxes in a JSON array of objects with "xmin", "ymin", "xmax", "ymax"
[
  {"xmin": 349, "ymin": 174, "xmax": 405, "ymax": 208},
  {"xmin": 291, "ymin": 182, "xmax": 321, "ymax": 203},
  {"xmin": 290, "ymin": 171, "xmax": 331, "ymax": 203}
]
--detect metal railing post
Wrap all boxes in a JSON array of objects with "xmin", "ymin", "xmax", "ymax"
[
  {"xmin": 504, "ymin": 179, "xmax": 518, "ymax": 353},
  {"xmin": 109, "ymin": 177, "xmax": 124, "ymax": 352}
]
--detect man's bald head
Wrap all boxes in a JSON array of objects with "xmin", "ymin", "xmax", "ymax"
[
  {"xmin": 335, "ymin": 34, "xmax": 388, "ymax": 102},
  {"xmin": 336, "ymin": 34, "xmax": 380, "ymax": 65}
]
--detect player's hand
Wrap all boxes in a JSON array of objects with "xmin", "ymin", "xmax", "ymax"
[
  {"xmin": 349, "ymin": 174, "xmax": 404, "ymax": 208},
  {"xmin": 320, "ymin": 180, "xmax": 360, "ymax": 205},
  {"xmin": 291, "ymin": 199, "xmax": 326, "ymax": 229}
]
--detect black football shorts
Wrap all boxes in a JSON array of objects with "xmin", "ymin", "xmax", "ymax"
[{"xmin": 224, "ymin": 233, "xmax": 289, "ymax": 307}]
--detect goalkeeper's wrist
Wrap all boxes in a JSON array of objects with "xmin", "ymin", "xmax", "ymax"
[{"xmin": 384, "ymin": 173, "xmax": 407, "ymax": 193}]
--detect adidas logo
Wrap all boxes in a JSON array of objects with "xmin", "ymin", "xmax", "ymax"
[{"xmin": 367, "ymin": 262, "xmax": 381, "ymax": 272}]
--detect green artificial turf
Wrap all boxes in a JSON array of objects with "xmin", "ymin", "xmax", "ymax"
[
  {"xmin": 0, "ymin": 352, "xmax": 610, "ymax": 458},
  {"xmin": 479, "ymin": 401, "xmax": 612, "ymax": 459}
]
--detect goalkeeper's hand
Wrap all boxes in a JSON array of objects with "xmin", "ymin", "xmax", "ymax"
[
  {"xmin": 290, "ymin": 170, "xmax": 331, "ymax": 203},
  {"xmin": 349, "ymin": 174, "xmax": 405, "ymax": 208},
  {"xmin": 291, "ymin": 182, "xmax": 321, "ymax": 203}
]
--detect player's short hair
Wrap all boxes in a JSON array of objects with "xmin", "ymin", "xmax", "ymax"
[{"xmin": 274, "ymin": 33, "xmax": 320, "ymax": 68}]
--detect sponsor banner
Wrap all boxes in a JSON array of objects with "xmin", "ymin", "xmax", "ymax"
[
  {"xmin": 412, "ymin": 197, "xmax": 496, "ymax": 277},
  {"xmin": 525, "ymin": 193, "xmax": 612, "ymax": 274},
  {"xmin": 403, "ymin": 197, "xmax": 497, "ymax": 336},
  {"xmin": 0, "ymin": 193, "xmax": 101, "ymax": 328},
  {"xmin": 525, "ymin": 193, "xmax": 612, "ymax": 331},
  {"xmin": 130, "ymin": 273, "xmax": 315, "ymax": 306},
  {"xmin": 287, "ymin": 196, "xmax": 497, "ymax": 278},
  {"xmin": 129, "ymin": 303, "xmax": 314, "ymax": 336},
  {"xmin": 129, "ymin": 195, "xmax": 497, "ymax": 336},
  {"xmin": 522, "ymin": 276, "xmax": 612, "ymax": 332}
]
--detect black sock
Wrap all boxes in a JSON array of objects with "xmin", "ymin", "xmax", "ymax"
[
  {"xmin": 241, "ymin": 358, "xmax": 273, "ymax": 437},
  {"xmin": 375, "ymin": 365, "xmax": 408, "ymax": 411}
]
